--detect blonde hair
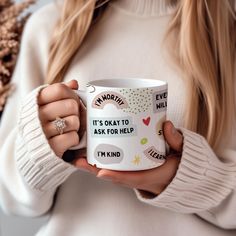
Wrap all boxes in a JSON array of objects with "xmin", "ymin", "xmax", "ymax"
[
  {"xmin": 46, "ymin": 0, "xmax": 236, "ymax": 150},
  {"xmin": 166, "ymin": 0, "xmax": 236, "ymax": 149},
  {"xmin": 47, "ymin": 0, "xmax": 109, "ymax": 83}
]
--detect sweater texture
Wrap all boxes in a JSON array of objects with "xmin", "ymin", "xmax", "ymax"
[{"xmin": 0, "ymin": 0, "xmax": 236, "ymax": 235}]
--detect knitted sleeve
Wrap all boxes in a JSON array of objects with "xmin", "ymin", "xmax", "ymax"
[
  {"xmin": 134, "ymin": 128, "xmax": 236, "ymax": 229},
  {"xmin": 0, "ymin": 3, "xmax": 77, "ymax": 217}
]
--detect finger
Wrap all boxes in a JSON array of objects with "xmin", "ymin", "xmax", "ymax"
[
  {"xmin": 64, "ymin": 80, "xmax": 79, "ymax": 90},
  {"xmin": 43, "ymin": 115, "xmax": 80, "ymax": 139},
  {"xmin": 48, "ymin": 131, "xmax": 79, "ymax": 158},
  {"xmin": 97, "ymin": 169, "xmax": 150, "ymax": 187},
  {"xmin": 163, "ymin": 120, "xmax": 183, "ymax": 152},
  {"xmin": 73, "ymin": 157, "xmax": 100, "ymax": 175},
  {"xmin": 38, "ymin": 81, "xmax": 79, "ymax": 105},
  {"xmin": 39, "ymin": 98, "xmax": 79, "ymax": 122},
  {"xmin": 97, "ymin": 155, "xmax": 180, "ymax": 193}
]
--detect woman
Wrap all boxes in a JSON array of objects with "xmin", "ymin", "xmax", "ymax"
[{"xmin": 0, "ymin": 0, "xmax": 236, "ymax": 235}]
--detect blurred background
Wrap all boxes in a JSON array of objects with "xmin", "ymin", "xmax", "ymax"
[{"xmin": 0, "ymin": 2, "xmax": 51, "ymax": 235}]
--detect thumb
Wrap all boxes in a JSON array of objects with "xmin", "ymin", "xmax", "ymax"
[
  {"xmin": 64, "ymin": 80, "xmax": 79, "ymax": 90},
  {"xmin": 163, "ymin": 120, "xmax": 183, "ymax": 152}
]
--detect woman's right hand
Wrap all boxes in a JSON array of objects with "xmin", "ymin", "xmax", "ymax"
[{"xmin": 37, "ymin": 80, "xmax": 81, "ymax": 158}]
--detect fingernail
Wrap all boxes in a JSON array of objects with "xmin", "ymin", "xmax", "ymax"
[{"xmin": 171, "ymin": 125, "xmax": 177, "ymax": 135}]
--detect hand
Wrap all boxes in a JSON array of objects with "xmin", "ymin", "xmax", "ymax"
[
  {"xmin": 38, "ymin": 80, "xmax": 86, "ymax": 158},
  {"xmin": 74, "ymin": 121, "xmax": 183, "ymax": 195}
]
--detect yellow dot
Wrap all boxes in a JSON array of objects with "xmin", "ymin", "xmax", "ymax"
[{"xmin": 140, "ymin": 138, "xmax": 148, "ymax": 145}]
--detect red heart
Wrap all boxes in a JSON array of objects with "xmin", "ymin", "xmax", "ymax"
[{"xmin": 143, "ymin": 117, "xmax": 151, "ymax": 126}]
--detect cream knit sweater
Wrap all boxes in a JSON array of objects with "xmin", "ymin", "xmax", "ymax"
[{"xmin": 0, "ymin": 1, "xmax": 236, "ymax": 235}]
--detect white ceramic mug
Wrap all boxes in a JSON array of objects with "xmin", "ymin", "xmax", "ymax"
[{"xmin": 73, "ymin": 78, "xmax": 168, "ymax": 171}]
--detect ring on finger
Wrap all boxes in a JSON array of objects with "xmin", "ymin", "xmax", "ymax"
[{"xmin": 53, "ymin": 116, "xmax": 67, "ymax": 135}]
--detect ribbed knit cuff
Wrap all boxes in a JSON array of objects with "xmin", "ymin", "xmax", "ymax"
[
  {"xmin": 135, "ymin": 128, "xmax": 236, "ymax": 213},
  {"xmin": 16, "ymin": 85, "xmax": 77, "ymax": 192}
]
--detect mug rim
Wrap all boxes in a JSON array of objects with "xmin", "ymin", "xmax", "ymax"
[{"xmin": 87, "ymin": 78, "xmax": 167, "ymax": 89}]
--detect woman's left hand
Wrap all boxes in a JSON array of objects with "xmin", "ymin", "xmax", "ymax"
[{"xmin": 74, "ymin": 121, "xmax": 183, "ymax": 195}]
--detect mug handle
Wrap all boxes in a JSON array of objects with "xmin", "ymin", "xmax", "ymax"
[
  {"xmin": 75, "ymin": 90, "xmax": 87, "ymax": 106},
  {"xmin": 68, "ymin": 90, "xmax": 87, "ymax": 150}
]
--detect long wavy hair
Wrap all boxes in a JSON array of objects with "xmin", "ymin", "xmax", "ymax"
[{"xmin": 46, "ymin": 0, "xmax": 236, "ymax": 150}]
